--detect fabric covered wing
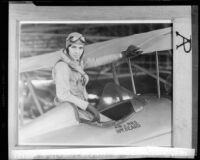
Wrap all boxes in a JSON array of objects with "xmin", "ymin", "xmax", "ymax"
[{"xmin": 20, "ymin": 27, "xmax": 172, "ymax": 72}]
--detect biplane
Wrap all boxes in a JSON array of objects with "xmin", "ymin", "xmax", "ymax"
[{"xmin": 19, "ymin": 27, "xmax": 172, "ymax": 146}]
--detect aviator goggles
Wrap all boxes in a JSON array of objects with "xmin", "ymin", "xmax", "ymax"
[{"xmin": 66, "ymin": 33, "xmax": 86, "ymax": 43}]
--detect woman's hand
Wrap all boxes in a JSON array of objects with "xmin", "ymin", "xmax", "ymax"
[
  {"xmin": 86, "ymin": 103, "xmax": 100, "ymax": 122},
  {"xmin": 121, "ymin": 45, "xmax": 143, "ymax": 58}
]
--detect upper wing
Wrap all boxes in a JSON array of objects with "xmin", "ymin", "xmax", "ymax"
[{"xmin": 20, "ymin": 27, "xmax": 172, "ymax": 73}]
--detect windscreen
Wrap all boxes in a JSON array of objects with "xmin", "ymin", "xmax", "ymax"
[
  {"xmin": 97, "ymin": 83, "xmax": 134, "ymax": 121},
  {"xmin": 97, "ymin": 83, "xmax": 133, "ymax": 112},
  {"xmin": 97, "ymin": 83, "xmax": 146, "ymax": 121}
]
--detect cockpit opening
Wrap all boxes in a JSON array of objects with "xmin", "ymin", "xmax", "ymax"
[{"xmin": 97, "ymin": 83, "xmax": 145, "ymax": 121}]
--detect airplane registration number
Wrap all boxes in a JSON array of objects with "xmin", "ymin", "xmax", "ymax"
[{"xmin": 115, "ymin": 120, "xmax": 141, "ymax": 133}]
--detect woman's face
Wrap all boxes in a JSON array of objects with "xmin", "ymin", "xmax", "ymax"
[{"xmin": 68, "ymin": 43, "xmax": 84, "ymax": 61}]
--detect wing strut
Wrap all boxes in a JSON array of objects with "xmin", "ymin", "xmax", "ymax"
[
  {"xmin": 155, "ymin": 51, "xmax": 161, "ymax": 98},
  {"xmin": 25, "ymin": 74, "xmax": 44, "ymax": 115},
  {"xmin": 111, "ymin": 63, "xmax": 120, "ymax": 85},
  {"xmin": 131, "ymin": 63, "xmax": 171, "ymax": 86},
  {"xmin": 128, "ymin": 58, "xmax": 137, "ymax": 94}
]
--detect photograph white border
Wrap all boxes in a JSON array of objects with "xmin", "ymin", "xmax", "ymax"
[{"xmin": 9, "ymin": 3, "xmax": 194, "ymax": 159}]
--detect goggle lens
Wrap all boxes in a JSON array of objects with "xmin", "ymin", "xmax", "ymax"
[{"xmin": 67, "ymin": 35, "xmax": 86, "ymax": 43}]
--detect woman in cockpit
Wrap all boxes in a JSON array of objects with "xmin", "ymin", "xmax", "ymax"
[{"xmin": 52, "ymin": 32, "xmax": 140, "ymax": 123}]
